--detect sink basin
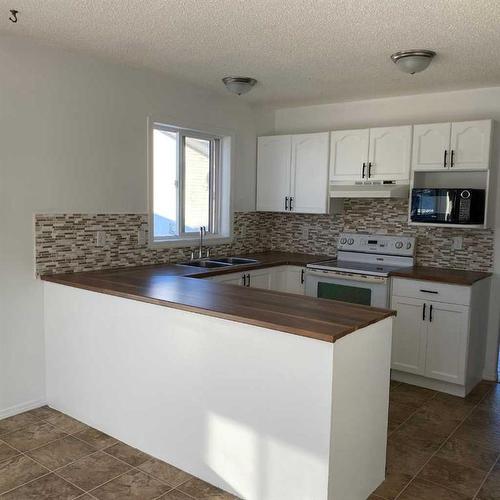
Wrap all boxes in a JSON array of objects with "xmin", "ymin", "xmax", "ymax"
[
  {"xmin": 210, "ymin": 257, "xmax": 259, "ymax": 265},
  {"xmin": 179, "ymin": 260, "xmax": 233, "ymax": 268}
]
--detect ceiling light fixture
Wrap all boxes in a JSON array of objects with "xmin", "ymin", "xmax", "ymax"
[
  {"xmin": 222, "ymin": 76, "xmax": 257, "ymax": 95},
  {"xmin": 390, "ymin": 50, "xmax": 436, "ymax": 74}
]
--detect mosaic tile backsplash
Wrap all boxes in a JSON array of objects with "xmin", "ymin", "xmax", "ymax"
[{"xmin": 35, "ymin": 199, "xmax": 494, "ymax": 275}]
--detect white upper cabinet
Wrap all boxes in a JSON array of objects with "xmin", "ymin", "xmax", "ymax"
[
  {"xmin": 257, "ymin": 133, "xmax": 329, "ymax": 214},
  {"xmin": 329, "ymin": 129, "xmax": 369, "ymax": 182},
  {"xmin": 412, "ymin": 123, "xmax": 451, "ymax": 171},
  {"xmin": 256, "ymin": 135, "xmax": 291, "ymax": 212},
  {"xmin": 368, "ymin": 126, "xmax": 412, "ymax": 180},
  {"xmin": 450, "ymin": 120, "xmax": 492, "ymax": 171},
  {"xmin": 330, "ymin": 126, "xmax": 411, "ymax": 182},
  {"xmin": 412, "ymin": 120, "xmax": 491, "ymax": 172},
  {"xmin": 290, "ymin": 133, "xmax": 329, "ymax": 213}
]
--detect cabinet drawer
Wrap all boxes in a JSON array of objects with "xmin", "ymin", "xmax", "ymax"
[{"xmin": 391, "ymin": 278, "xmax": 471, "ymax": 305}]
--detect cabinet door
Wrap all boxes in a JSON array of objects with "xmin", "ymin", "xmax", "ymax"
[
  {"xmin": 272, "ymin": 266, "xmax": 305, "ymax": 295},
  {"xmin": 290, "ymin": 133, "xmax": 329, "ymax": 213},
  {"xmin": 210, "ymin": 273, "xmax": 244, "ymax": 286},
  {"xmin": 425, "ymin": 302, "xmax": 469, "ymax": 384},
  {"xmin": 256, "ymin": 136, "xmax": 291, "ymax": 212},
  {"xmin": 247, "ymin": 269, "xmax": 273, "ymax": 290},
  {"xmin": 367, "ymin": 126, "xmax": 412, "ymax": 181},
  {"xmin": 412, "ymin": 123, "xmax": 451, "ymax": 171},
  {"xmin": 390, "ymin": 296, "xmax": 428, "ymax": 375},
  {"xmin": 329, "ymin": 129, "xmax": 369, "ymax": 182},
  {"xmin": 449, "ymin": 120, "xmax": 491, "ymax": 171}
]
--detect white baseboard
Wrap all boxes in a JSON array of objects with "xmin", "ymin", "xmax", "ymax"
[
  {"xmin": 0, "ymin": 399, "xmax": 47, "ymax": 420},
  {"xmin": 482, "ymin": 369, "xmax": 498, "ymax": 382}
]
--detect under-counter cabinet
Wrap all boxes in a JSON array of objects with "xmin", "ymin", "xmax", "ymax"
[
  {"xmin": 207, "ymin": 266, "xmax": 305, "ymax": 294},
  {"xmin": 208, "ymin": 268, "xmax": 273, "ymax": 290},
  {"xmin": 412, "ymin": 119, "xmax": 492, "ymax": 171},
  {"xmin": 256, "ymin": 133, "xmax": 329, "ymax": 214},
  {"xmin": 329, "ymin": 125, "xmax": 412, "ymax": 183},
  {"xmin": 390, "ymin": 277, "xmax": 490, "ymax": 396}
]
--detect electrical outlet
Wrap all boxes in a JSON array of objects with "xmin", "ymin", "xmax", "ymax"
[
  {"xmin": 96, "ymin": 230, "xmax": 106, "ymax": 247},
  {"xmin": 452, "ymin": 236, "xmax": 463, "ymax": 251},
  {"xmin": 301, "ymin": 227, "xmax": 309, "ymax": 239},
  {"xmin": 240, "ymin": 226, "xmax": 247, "ymax": 238}
]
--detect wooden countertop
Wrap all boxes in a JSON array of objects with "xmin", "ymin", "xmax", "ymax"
[
  {"xmin": 390, "ymin": 266, "xmax": 492, "ymax": 286},
  {"xmin": 41, "ymin": 252, "xmax": 395, "ymax": 343}
]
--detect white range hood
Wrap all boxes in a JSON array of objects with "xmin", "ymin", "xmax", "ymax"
[{"xmin": 330, "ymin": 183, "xmax": 409, "ymax": 199}]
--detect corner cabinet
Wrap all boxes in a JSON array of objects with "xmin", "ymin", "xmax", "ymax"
[
  {"xmin": 257, "ymin": 133, "xmax": 329, "ymax": 214},
  {"xmin": 412, "ymin": 120, "xmax": 492, "ymax": 171},
  {"xmin": 330, "ymin": 125, "xmax": 412, "ymax": 183},
  {"xmin": 390, "ymin": 277, "xmax": 490, "ymax": 397},
  {"xmin": 206, "ymin": 266, "xmax": 305, "ymax": 295}
]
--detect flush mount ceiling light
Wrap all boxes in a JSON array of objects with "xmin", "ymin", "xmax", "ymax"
[
  {"xmin": 222, "ymin": 76, "xmax": 257, "ymax": 95},
  {"xmin": 390, "ymin": 50, "xmax": 436, "ymax": 74}
]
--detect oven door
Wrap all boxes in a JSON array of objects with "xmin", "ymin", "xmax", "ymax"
[{"xmin": 304, "ymin": 269, "xmax": 389, "ymax": 308}]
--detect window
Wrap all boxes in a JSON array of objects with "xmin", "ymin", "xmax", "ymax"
[{"xmin": 150, "ymin": 122, "xmax": 231, "ymax": 245}]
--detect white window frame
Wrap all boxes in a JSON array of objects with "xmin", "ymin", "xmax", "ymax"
[{"xmin": 148, "ymin": 117, "xmax": 233, "ymax": 248}]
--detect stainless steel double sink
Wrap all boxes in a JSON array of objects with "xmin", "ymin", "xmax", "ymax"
[{"xmin": 179, "ymin": 257, "xmax": 259, "ymax": 268}]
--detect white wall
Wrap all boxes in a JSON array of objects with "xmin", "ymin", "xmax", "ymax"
[
  {"xmin": 0, "ymin": 34, "xmax": 257, "ymax": 416},
  {"xmin": 260, "ymin": 86, "xmax": 500, "ymax": 379}
]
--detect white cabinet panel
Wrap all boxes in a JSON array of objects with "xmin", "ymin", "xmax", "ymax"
[
  {"xmin": 256, "ymin": 136, "xmax": 291, "ymax": 212},
  {"xmin": 368, "ymin": 126, "xmax": 412, "ymax": 181},
  {"xmin": 425, "ymin": 302, "xmax": 469, "ymax": 384},
  {"xmin": 291, "ymin": 133, "xmax": 329, "ymax": 214},
  {"xmin": 247, "ymin": 268, "xmax": 273, "ymax": 290},
  {"xmin": 412, "ymin": 122, "xmax": 451, "ymax": 171},
  {"xmin": 272, "ymin": 266, "xmax": 305, "ymax": 295},
  {"xmin": 329, "ymin": 129, "xmax": 369, "ymax": 182},
  {"xmin": 450, "ymin": 120, "xmax": 491, "ymax": 171},
  {"xmin": 209, "ymin": 273, "xmax": 244, "ymax": 286},
  {"xmin": 391, "ymin": 296, "xmax": 428, "ymax": 375}
]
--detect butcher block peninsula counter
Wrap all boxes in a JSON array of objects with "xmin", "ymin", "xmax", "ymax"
[{"xmin": 42, "ymin": 252, "xmax": 395, "ymax": 500}]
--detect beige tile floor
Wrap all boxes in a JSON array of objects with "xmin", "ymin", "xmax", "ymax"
[
  {"xmin": 0, "ymin": 405, "xmax": 238, "ymax": 499},
  {"xmin": 370, "ymin": 380, "xmax": 500, "ymax": 500},
  {"xmin": 0, "ymin": 382, "xmax": 499, "ymax": 499}
]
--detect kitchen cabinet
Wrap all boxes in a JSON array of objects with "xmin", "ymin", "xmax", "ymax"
[
  {"xmin": 390, "ymin": 276, "xmax": 490, "ymax": 397},
  {"xmin": 257, "ymin": 133, "xmax": 329, "ymax": 214},
  {"xmin": 246, "ymin": 268, "xmax": 273, "ymax": 290},
  {"xmin": 329, "ymin": 129, "xmax": 369, "ymax": 182},
  {"xmin": 390, "ymin": 296, "xmax": 427, "ymax": 376},
  {"xmin": 272, "ymin": 266, "xmax": 305, "ymax": 295},
  {"xmin": 412, "ymin": 120, "xmax": 491, "ymax": 171},
  {"xmin": 208, "ymin": 268, "xmax": 273, "ymax": 290},
  {"xmin": 368, "ymin": 126, "xmax": 412, "ymax": 180},
  {"xmin": 206, "ymin": 266, "xmax": 305, "ymax": 294},
  {"xmin": 425, "ymin": 302, "xmax": 468, "ymax": 384},
  {"xmin": 329, "ymin": 126, "xmax": 411, "ymax": 182},
  {"xmin": 256, "ymin": 135, "xmax": 291, "ymax": 212}
]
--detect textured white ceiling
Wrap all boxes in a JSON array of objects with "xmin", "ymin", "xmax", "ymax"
[{"xmin": 2, "ymin": 0, "xmax": 500, "ymax": 106}]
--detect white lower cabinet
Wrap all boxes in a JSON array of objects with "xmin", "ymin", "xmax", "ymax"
[
  {"xmin": 425, "ymin": 302, "xmax": 468, "ymax": 384},
  {"xmin": 390, "ymin": 296, "xmax": 427, "ymax": 376},
  {"xmin": 206, "ymin": 266, "xmax": 305, "ymax": 294},
  {"xmin": 272, "ymin": 266, "xmax": 305, "ymax": 295},
  {"xmin": 390, "ymin": 277, "xmax": 489, "ymax": 396},
  {"xmin": 246, "ymin": 269, "xmax": 273, "ymax": 290}
]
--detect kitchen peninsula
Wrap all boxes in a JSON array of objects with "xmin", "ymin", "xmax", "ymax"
[{"xmin": 42, "ymin": 252, "xmax": 395, "ymax": 500}]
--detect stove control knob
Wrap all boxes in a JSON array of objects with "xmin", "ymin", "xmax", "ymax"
[
  {"xmin": 395, "ymin": 241, "xmax": 403, "ymax": 249},
  {"xmin": 406, "ymin": 241, "xmax": 412, "ymax": 250},
  {"xmin": 347, "ymin": 238, "xmax": 354, "ymax": 245},
  {"xmin": 340, "ymin": 237, "xmax": 347, "ymax": 245}
]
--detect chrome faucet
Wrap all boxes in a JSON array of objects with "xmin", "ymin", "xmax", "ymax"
[{"xmin": 198, "ymin": 226, "xmax": 207, "ymax": 259}]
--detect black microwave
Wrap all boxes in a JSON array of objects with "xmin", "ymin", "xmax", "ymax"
[{"xmin": 410, "ymin": 188, "xmax": 485, "ymax": 225}]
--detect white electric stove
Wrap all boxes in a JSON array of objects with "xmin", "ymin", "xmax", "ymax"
[{"xmin": 305, "ymin": 233, "xmax": 416, "ymax": 308}]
